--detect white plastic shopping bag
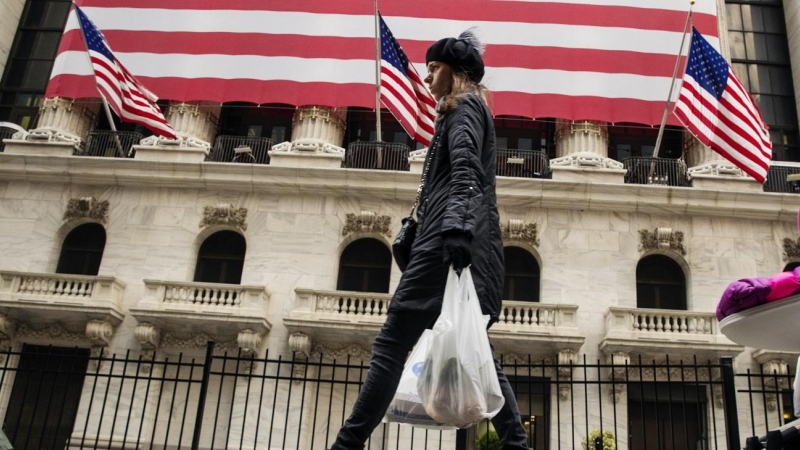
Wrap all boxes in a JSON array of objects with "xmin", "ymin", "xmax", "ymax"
[
  {"xmin": 383, "ymin": 330, "xmax": 456, "ymax": 429},
  {"xmin": 417, "ymin": 267, "xmax": 505, "ymax": 428}
]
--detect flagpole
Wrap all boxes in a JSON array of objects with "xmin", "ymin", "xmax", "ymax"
[
  {"xmin": 73, "ymin": 2, "xmax": 125, "ymax": 157},
  {"xmin": 652, "ymin": 0, "xmax": 694, "ymax": 159},
  {"xmin": 374, "ymin": 0, "xmax": 382, "ymax": 143}
]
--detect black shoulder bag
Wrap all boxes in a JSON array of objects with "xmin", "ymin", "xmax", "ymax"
[{"xmin": 392, "ymin": 133, "xmax": 439, "ymax": 271}]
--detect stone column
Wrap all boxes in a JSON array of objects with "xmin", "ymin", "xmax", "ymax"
[
  {"xmin": 3, "ymin": 97, "xmax": 100, "ymax": 156},
  {"xmin": 550, "ymin": 120, "xmax": 626, "ymax": 183},
  {"xmin": 684, "ymin": 132, "xmax": 762, "ymax": 192},
  {"xmin": 269, "ymin": 106, "xmax": 347, "ymax": 168},
  {"xmin": 134, "ymin": 101, "xmax": 220, "ymax": 163},
  {"xmin": 784, "ymin": 2, "xmax": 800, "ymax": 133}
]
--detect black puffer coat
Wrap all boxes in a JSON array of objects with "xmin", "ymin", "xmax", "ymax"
[{"xmin": 390, "ymin": 94, "xmax": 504, "ymax": 323}]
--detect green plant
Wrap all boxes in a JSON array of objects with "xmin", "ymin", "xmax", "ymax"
[
  {"xmin": 476, "ymin": 429, "xmax": 502, "ymax": 450},
  {"xmin": 580, "ymin": 429, "xmax": 616, "ymax": 450}
]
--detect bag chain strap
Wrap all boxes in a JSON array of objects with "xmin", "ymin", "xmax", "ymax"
[{"xmin": 408, "ymin": 133, "xmax": 439, "ymax": 217}]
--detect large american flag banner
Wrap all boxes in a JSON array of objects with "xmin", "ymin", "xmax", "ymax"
[
  {"xmin": 48, "ymin": 1, "xmax": 719, "ymax": 127},
  {"xmin": 379, "ymin": 14, "xmax": 435, "ymax": 146},
  {"xmin": 674, "ymin": 28, "xmax": 771, "ymax": 183},
  {"xmin": 74, "ymin": 6, "xmax": 176, "ymax": 139}
]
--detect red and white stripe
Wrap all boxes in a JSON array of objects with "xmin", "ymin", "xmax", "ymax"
[
  {"xmin": 380, "ymin": 60, "xmax": 436, "ymax": 145},
  {"xmin": 674, "ymin": 70, "xmax": 772, "ymax": 183},
  {"xmin": 49, "ymin": 0, "xmax": 719, "ymax": 125},
  {"xmin": 89, "ymin": 50, "xmax": 177, "ymax": 138}
]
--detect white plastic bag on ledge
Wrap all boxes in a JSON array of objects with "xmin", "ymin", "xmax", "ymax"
[
  {"xmin": 417, "ymin": 267, "xmax": 504, "ymax": 428},
  {"xmin": 383, "ymin": 330, "xmax": 456, "ymax": 429}
]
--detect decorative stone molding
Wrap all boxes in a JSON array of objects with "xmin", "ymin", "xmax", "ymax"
[
  {"xmin": 342, "ymin": 211, "xmax": 391, "ymax": 237},
  {"xmin": 557, "ymin": 349, "xmax": 578, "ymax": 400},
  {"xmin": 134, "ymin": 323, "xmax": 161, "ymax": 372},
  {"xmin": 161, "ymin": 332, "xmax": 238, "ymax": 355},
  {"xmin": 86, "ymin": 319, "xmax": 115, "ymax": 366},
  {"xmin": 638, "ymin": 227, "xmax": 686, "ymax": 256},
  {"xmin": 291, "ymin": 106, "xmax": 346, "ymax": 146},
  {"xmin": 552, "ymin": 120, "xmax": 623, "ymax": 170},
  {"xmin": 311, "ymin": 341, "xmax": 371, "ymax": 361},
  {"xmin": 63, "ymin": 197, "xmax": 109, "ymax": 224},
  {"xmin": 139, "ymin": 134, "xmax": 211, "ymax": 151},
  {"xmin": 606, "ymin": 352, "xmax": 630, "ymax": 402},
  {"xmin": 687, "ymin": 161, "xmax": 746, "ymax": 177},
  {"xmin": 16, "ymin": 322, "xmax": 86, "ymax": 342},
  {"xmin": 753, "ymin": 350, "xmax": 794, "ymax": 411},
  {"xmin": 0, "ymin": 314, "xmax": 15, "ymax": 359},
  {"xmin": 236, "ymin": 329, "xmax": 262, "ymax": 373},
  {"xmin": 550, "ymin": 152, "xmax": 624, "ymax": 170},
  {"xmin": 199, "ymin": 203, "xmax": 248, "ymax": 231},
  {"xmin": 501, "ymin": 220, "xmax": 539, "ymax": 247},
  {"xmin": 289, "ymin": 333, "xmax": 311, "ymax": 358},
  {"xmin": 783, "ymin": 237, "xmax": 800, "ymax": 262}
]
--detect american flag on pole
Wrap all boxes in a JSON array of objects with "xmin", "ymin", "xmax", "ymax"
[
  {"xmin": 674, "ymin": 27, "xmax": 772, "ymax": 183},
  {"xmin": 48, "ymin": 1, "xmax": 719, "ymax": 126},
  {"xmin": 74, "ymin": 5, "xmax": 176, "ymax": 139},
  {"xmin": 379, "ymin": 14, "xmax": 435, "ymax": 146}
]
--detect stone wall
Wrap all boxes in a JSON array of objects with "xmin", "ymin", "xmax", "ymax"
[{"xmin": 0, "ymin": 0, "xmax": 24, "ymax": 76}]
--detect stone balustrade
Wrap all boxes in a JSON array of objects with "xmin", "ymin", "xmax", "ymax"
[
  {"xmin": 142, "ymin": 280, "xmax": 268, "ymax": 312},
  {"xmin": 600, "ymin": 307, "xmax": 742, "ymax": 360},
  {"xmin": 494, "ymin": 301, "xmax": 578, "ymax": 330},
  {"xmin": 293, "ymin": 289, "xmax": 392, "ymax": 323},
  {"xmin": 0, "ymin": 271, "xmax": 125, "ymax": 307}
]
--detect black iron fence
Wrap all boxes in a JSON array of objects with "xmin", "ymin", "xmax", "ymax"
[
  {"xmin": 345, "ymin": 141, "xmax": 411, "ymax": 171},
  {"xmin": 208, "ymin": 136, "xmax": 274, "ymax": 164},
  {"xmin": 2, "ymin": 344, "xmax": 796, "ymax": 450},
  {"xmin": 76, "ymin": 130, "xmax": 143, "ymax": 158},
  {"xmin": 764, "ymin": 164, "xmax": 800, "ymax": 194},
  {"xmin": 623, "ymin": 157, "xmax": 691, "ymax": 187},
  {"xmin": 495, "ymin": 148, "xmax": 551, "ymax": 179}
]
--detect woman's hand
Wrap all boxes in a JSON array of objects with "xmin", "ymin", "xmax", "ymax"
[{"xmin": 443, "ymin": 232, "xmax": 472, "ymax": 270}]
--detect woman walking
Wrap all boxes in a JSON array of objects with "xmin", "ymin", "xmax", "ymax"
[{"xmin": 329, "ymin": 31, "xmax": 530, "ymax": 450}]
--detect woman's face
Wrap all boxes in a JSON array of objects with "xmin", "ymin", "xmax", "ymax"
[{"xmin": 424, "ymin": 61, "xmax": 453, "ymax": 101}]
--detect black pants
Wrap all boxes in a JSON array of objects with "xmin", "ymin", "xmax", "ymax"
[{"xmin": 330, "ymin": 310, "xmax": 531, "ymax": 450}]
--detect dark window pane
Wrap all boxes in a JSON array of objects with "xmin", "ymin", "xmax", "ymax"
[
  {"xmin": 42, "ymin": 2, "xmax": 71, "ymax": 28},
  {"xmin": 5, "ymin": 60, "xmax": 27, "ymax": 87},
  {"xmin": 769, "ymin": 66, "xmax": 794, "ymax": 95},
  {"xmin": 761, "ymin": 6, "xmax": 785, "ymax": 33},
  {"xmin": 56, "ymin": 223, "xmax": 107, "ymax": 275},
  {"xmin": 755, "ymin": 95, "xmax": 776, "ymax": 124},
  {"xmin": 765, "ymin": 34, "xmax": 790, "ymax": 63},
  {"xmin": 23, "ymin": 1, "xmax": 47, "ymax": 27},
  {"xmin": 337, "ymin": 239, "xmax": 391, "ymax": 293},
  {"xmin": 636, "ymin": 255, "xmax": 686, "ymax": 310},
  {"xmin": 745, "ymin": 32, "xmax": 769, "ymax": 60},
  {"xmin": 194, "ymin": 231, "xmax": 246, "ymax": 284},
  {"xmin": 503, "ymin": 247, "xmax": 540, "ymax": 302},
  {"xmin": 741, "ymin": 5, "xmax": 764, "ymax": 32},
  {"xmin": 23, "ymin": 60, "xmax": 53, "ymax": 89},
  {"xmin": 774, "ymin": 96, "xmax": 798, "ymax": 127},
  {"xmin": 726, "ymin": 4, "xmax": 743, "ymax": 31},
  {"xmin": 728, "ymin": 32, "xmax": 746, "ymax": 59},
  {"xmin": 731, "ymin": 63, "xmax": 749, "ymax": 90}
]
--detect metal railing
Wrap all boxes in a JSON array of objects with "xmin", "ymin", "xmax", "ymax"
[
  {"xmin": 0, "ymin": 345, "xmax": 761, "ymax": 450},
  {"xmin": 345, "ymin": 141, "xmax": 411, "ymax": 171},
  {"xmin": 763, "ymin": 164, "xmax": 800, "ymax": 193},
  {"xmin": 0, "ymin": 125, "xmax": 19, "ymax": 153},
  {"xmin": 495, "ymin": 148, "xmax": 551, "ymax": 179},
  {"xmin": 78, "ymin": 130, "xmax": 142, "ymax": 158},
  {"xmin": 207, "ymin": 136, "xmax": 273, "ymax": 164},
  {"xmin": 622, "ymin": 157, "xmax": 691, "ymax": 187}
]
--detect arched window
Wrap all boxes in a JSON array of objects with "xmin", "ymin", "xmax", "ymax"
[
  {"xmin": 636, "ymin": 255, "xmax": 687, "ymax": 310},
  {"xmin": 194, "ymin": 231, "xmax": 246, "ymax": 284},
  {"xmin": 56, "ymin": 223, "xmax": 106, "ymax": 276},
  {"xmin": 784, "ymin": 261, "xmax": 800, "ymax": 272},
  {"xmin": 503, "ymin": 247, "xmax": 540, "ymax": 302},
  {"xmin": 337, "ymin": 238, "xmax": 391, "ymax": 293}
]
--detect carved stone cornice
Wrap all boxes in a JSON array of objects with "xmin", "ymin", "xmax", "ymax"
[
  {"xmin": 289, "ymin": 333, "xmax": 311, "ymax": 357},
  {"xmin": 63, "ymin": 197, "xmax": 109, "ymax": 224},
  {"xmin": 639, "ymin": 227, "xmax": 686, "ymax": 255},
  {"xmin": 311, "ymin": 341, "xmax": 371, "ymax": 361},
  {"xmin": 199, "ymin": 203, "xmax": 247, "ymax": 231},
  {"xmin": 783, "ymin": 237, "xmax": 800, "ymax": 262},
  {"xmin": 85, "ymin": 320, "xmax": 114, "ymax": 347},
  {"xmin": 16, "ymin": 322, "xmax": 87, "ymax": 342},
  {"xmin": 161, "ymin": 332, "xmax": 238, "ymax": 355},
  {"xmin": 501, "ymin": 220, "xmax": 540, "ymax": 247},
  {"xmin": 342, "ymin": 211, "xmax": 391, "ymax": 237}
]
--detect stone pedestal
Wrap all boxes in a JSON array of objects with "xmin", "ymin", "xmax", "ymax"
[
  {"xmin": 7, "ymin": 98, "xmax": 99, "ymax": 152},
  {"xmin": 133, "ymin": 102, "xmax": 219, "ymax": 161},
  {"xmin": 550, "ymin": 120, "xmax": 626, "ymax": 183},
  {"xmin": 269, "ymin": 106, "xmax": 346, "ymax": 168},
  {"xmin": 408, "ymin": 147, "xmax": 427, "ymax": 174},
  {"xmin": 685, "ymin": 133, "xmax": 762, "ymax": 192}
]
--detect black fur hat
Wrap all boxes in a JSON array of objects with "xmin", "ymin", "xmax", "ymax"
[{"xmin": 425, "ymin": 29, "xmax": 485, "ymax": 83}]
